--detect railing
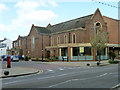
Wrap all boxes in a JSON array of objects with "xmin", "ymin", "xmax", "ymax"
[
  {"xmin": 71, "ymin": 56, "xmax": 93, "ymax": 61},
  {"xmin": 59, "ymin": 56, "xmax": 68, "ymax": 61},
  {"xmin": 59, "ymin": 55, "xmax": 108, "ymax": 61},
  {"xmin": 97, "ymin": 55, "xmax": 108, "ymax": 60}
]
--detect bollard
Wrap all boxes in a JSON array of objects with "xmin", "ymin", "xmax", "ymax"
[
  {"xmin": 4, "ymin": 71, "xmax": 9, "ymax": 76},
  {"xmin": 87, "ymin": 63, "xmax": 90, "ymax": 66},
  {"xmin": 97, "ymin": 62, "xmax": 100, "ymax": 66},
  {"xmin": 7, "ymin": 56, "xmax": 11, "ymax": 68}
]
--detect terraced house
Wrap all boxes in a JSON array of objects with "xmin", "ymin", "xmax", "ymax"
[{"xmin": 12, "ymin": 8, "xmax": 120, "ymax": 61}]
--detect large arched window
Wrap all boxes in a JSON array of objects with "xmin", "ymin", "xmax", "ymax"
[
  {"xmin": 95, "ymin": 22, "xmax": 102, "ymax": 34},
  {"xmin": 72, "ymin": 33, "xmax": 76, "ymax": 43}
]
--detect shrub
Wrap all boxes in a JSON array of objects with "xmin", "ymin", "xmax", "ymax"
[
  {"xmin": 36, "ymin": 58, "xmax": 39, "ymax": 61},
  {"xmin": 108, "ymin": 60, "xmax": 118, "ymax": 64},
  {"xmin": 109, "ymin": 51, "xmax": 116, "ymax": 60}
]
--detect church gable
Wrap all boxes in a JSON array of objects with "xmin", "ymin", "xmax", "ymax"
[{"xmin": 90, "ymin": 8, "xmax": 106, "ymax": 26}]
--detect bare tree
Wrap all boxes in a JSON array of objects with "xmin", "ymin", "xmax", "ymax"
[{"xmin": 90, "ymin": 30, "xmax": 108, "ymax": 62}]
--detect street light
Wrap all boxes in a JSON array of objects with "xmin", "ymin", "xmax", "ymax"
[
  {"xmin": 42, "ymin": 33, "xmax": 43, "ymax": 62},
  {"xmin": 113, "ymin": 46, "xmax": 114, "ymax": 52}
]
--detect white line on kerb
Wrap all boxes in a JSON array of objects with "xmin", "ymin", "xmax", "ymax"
[{"xmin": 112, "ymin": 83, "xmax": 120, "ymax": 89}]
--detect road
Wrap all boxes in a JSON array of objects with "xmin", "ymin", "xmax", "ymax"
[{"xmin": 2, "ymin": 61, "xmax": 119, "ymax": 89}]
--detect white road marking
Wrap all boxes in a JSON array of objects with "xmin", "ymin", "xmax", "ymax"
[
  {"xmin": 37, "ymin": 76, "xmax": 55, "ymax": 80},
  {"xmin": 58, "ymin": 74, "xmax": 67, "ymax": 77},
  {"xmin": 48, "ymin": 73, "xmax": 109, "ymax": 88},
  {"xmin": 96, "ymin": 73, "xmax": 108, "ymax": 78},
  {"xmin": 58, "ymin": 68, "xmax": 64, "ymax": 70},
  {"xmin": 49, "ymin": 80, "xmax": 71, "ymax": 88},
  {"xmin": 47, "ymin": 69, "xmax": 53, "ymax": 72}
]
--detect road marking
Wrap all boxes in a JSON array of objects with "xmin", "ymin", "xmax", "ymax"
[
  {"xmin": 58, "ymin": 74, "xmax": 67, "ymax": 77},
  {"xmin": 96, "ymin": 73, "xmax": 108, "ymax": 78},
  {"xmin": 37, "ymin": 76, "xmax": 55, "ymax": 80},
  {"xmin": 48, "ymin": 73, "xmax": 109, "ymax": 88},
  {"xmin": 49, "ymin": 80, "xmax": 71, "ymax": 88},
  {"xmin": 47, "ymin": 69, "xmax": 53, "ymax": 72},
  {"xmin": 58, "ymin": 68, "xmax": 64, "ymax": 70}
]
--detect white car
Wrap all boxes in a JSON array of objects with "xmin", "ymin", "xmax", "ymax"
[{"xmin": 12, "ymin": 56, "xmax": 19, "ymax": 62}]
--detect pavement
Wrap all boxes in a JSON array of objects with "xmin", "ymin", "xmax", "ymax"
[
  {"xmin": 47, "ymin": 60, "xmax": 111, "ymax": 67},
  {"xmin": 0, "ymin": 59, "xmax": 119, "ymax": 79},
  {"xmin": 1, "ymin": 65, "xmax": 42, "ymax": 78}
]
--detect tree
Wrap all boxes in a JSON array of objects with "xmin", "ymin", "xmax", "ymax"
[{"xmin": 90, "ymin": 30, "xmax": 108, "ymax": 62}]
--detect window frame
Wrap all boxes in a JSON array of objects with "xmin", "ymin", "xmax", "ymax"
[{"xmin": 72, "ymin": 33, "xmax": 76, "ymax": 43}]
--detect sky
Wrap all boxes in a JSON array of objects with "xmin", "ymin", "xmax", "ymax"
[{"xmin": 0, "ymin": 0, "xmax": 118, "ymax": 41}]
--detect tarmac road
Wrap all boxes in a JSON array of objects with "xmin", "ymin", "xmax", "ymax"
[{"xmin": 2, "ymin": 61, "xmax": 119, "ymax": 89}]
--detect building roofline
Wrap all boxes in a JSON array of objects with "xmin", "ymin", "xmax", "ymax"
[
  {"xmin": 103, "ymin": 16, "xmax": 119, "ymax": 21},
  {"xmin": 50, "ymin": 14, "xmax": 93, "ymax": 27}
]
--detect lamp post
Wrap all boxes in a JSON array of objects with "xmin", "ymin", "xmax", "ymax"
[
  {"xmin": 113, "ymin": 46, "xmax": 115, "ymax": 53},
  {"xmin": 42, "ymin": 33, "xmax": 43, "ymax": 62}
]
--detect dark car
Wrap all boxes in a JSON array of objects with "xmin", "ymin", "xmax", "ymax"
[{"xmin": 1, "ymin": 55, "xmax": 8, "ymax": 61}]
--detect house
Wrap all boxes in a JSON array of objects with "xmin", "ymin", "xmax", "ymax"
[
  {"xmin": 0, "ymin": 38, "xmax": 12, "ymax": 56},
  {"xmin": 12, "ymin": 8, "xmax": 120, "ymax": 61}
]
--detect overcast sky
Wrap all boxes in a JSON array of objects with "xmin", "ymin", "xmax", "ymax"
[{"xmin": 0, "ymin": 0, "xmax": 118, "ymax": 41}]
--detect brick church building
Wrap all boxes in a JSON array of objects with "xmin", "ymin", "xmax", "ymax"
[{"xmin": 12, "ymin": 8, "xmax": 120, "ymax": 61}]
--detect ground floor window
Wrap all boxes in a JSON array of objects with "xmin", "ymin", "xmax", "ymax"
[
  {"xmin": 97, "ymin": 48, "xmax": 106, "ymax": 55},
  {"xmin": 73, "ymin": 47, "xmax": 91, "ymax": 56},
  {"xmin": 61, "ymin": 48, "xmax": 67, "ymax": 56}
]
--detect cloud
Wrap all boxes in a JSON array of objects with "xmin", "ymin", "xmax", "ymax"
[
  {"xmin": 13, "ymin": 0, "xmax": 58, "ymax": 27},
  {"xmin": 0, "ymin": 0, "xmax": 58, "ymax": 40},
  {"xmin": 0, "ymin": 4, "xmax": 8, "ymax": 13}
]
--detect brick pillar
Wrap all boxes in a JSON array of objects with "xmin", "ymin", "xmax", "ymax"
[
  {"xmin": 93, "ymin": 48, "xmax": 96, "ymax": 61},
  {"xmin": 57, "ymin": 48, "xmax": 59, "ymax": 57},
  {"xmin": 68, "ymin": 46, "xmax": 70, "ymax": 62}
]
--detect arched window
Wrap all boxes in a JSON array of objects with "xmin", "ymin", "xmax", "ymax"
[
  {"xmin": 72, "ymin": 34, "xmax": 76, "ymax": 43},
  {"xmin": 64, "ymin": 35, "xmax": 67, "ymax": 43},
  {"xmin": 95, "ymin": 22, "xmax": 102, "ymax": 34},
  {"xmin": 32, "ymin": 36, "xmax": 35, "ymax": 48},
  {"xmin": 57, "ymin": 37, "xmax": 60, "ymax": 44}
]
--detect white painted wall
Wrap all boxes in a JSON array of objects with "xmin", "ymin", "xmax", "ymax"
[{"xmin": 0, "ymin": 38, "xmax": 12, "ymax": 56}]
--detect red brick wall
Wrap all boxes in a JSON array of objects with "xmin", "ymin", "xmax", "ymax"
[{"xmin": 103, "ymin": 16, "xmax": 119, "ymax": 44}]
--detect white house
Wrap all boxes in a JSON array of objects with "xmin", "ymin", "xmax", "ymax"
[{"xmin": 0, "ymin": 38, "xmax": 12, "ymax": 56}]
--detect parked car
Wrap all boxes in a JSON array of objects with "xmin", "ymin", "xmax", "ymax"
[
  {"xmin": 1, "ymin": 55, "xmax": 8, "ymax": 61},
  {"xmin": 11, "ymin": 56, "xmax": 19, "ymax": 62}
]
